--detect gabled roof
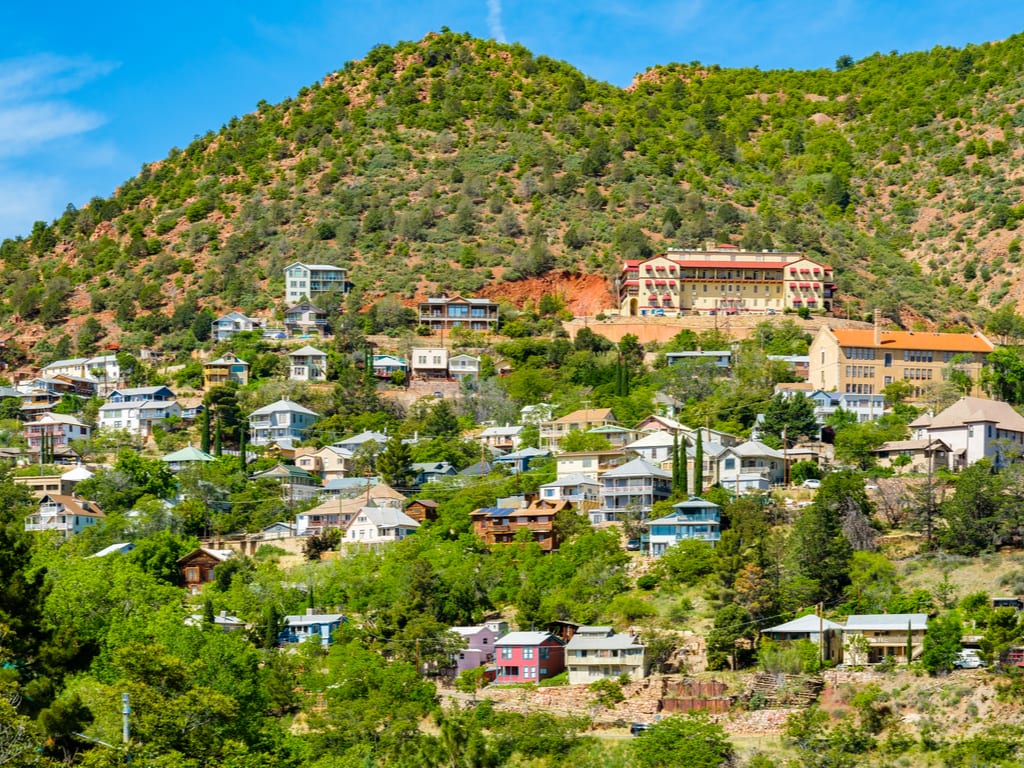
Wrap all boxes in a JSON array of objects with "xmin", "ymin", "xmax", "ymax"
[
  {"xmin": 872, "ymin": 438, "xmax": 950, "ymax": 453},
  {"xmin": 352, "ymin": 506, "xmax": 420, "ymax": 530},
  {"xmin": 551, "ymin": 407, "xmax": 616, "ymax": 424},
  {"xmin": 250, "ymin": 464, "xmax": 318, "ymax": 481},
  {"xmin": 286, "ymin": 261, "xmax": 347, "ymax": 272},
  {"xmin": 601, "ymin": 457, "xmax": 671, "ymax": 479},
  {"xmin": 626, "ymin": 431, "xmax": 676, "ymax": 450},
  {"xmin": 162, "ymin": 445, "xmax": 216, "ymax": 463},
  {"xmin": 495, "ymin": 447, "xmax": 550, "ymax": 463},
  {"xmin": 38, "ymin": 494, "xmax": 104, "ymax": 517},
  {"xmin": 763, "ymin": 614, "xmax": 844, "ymax": 634},
  {"xmin": 289, "ymin": 345, "xmax": 327, "ymax": 357},
  {"xmin": 540, "ymin": 472, "xmax": 600, "ymax": 488},
  {"xmin": 844, "ymin": 613, "xmax": 928, "ymax": 631},
  {"xmin": 495, "ymin": 631, "xmax": 558, "ymax": 646},
  {"xmin": 29, "ymin": 413, "xmax": 90, "ymax": 427},
  {"xmin": 566, "ymin": 630, "xmax": 644, "ymax": 651},
  {"xmin": 333, "ymin": 430, "xmax": 388, "ymax": 447},
  {"xmin": 828, "ymin": 327, "xmax": 993, "ymax": 353},
  {"xmin": 724, "ymin": 440, "xmax": 785, "ymax": 460},
  {"xmin": 249, "ymin": 398, "xmax": 319, "ymax": 417},
  {"xmin": 925, "ymin": 396, "xmax": 1024, "ymax": 432},
  {"xmin": 62, "ymin": 465, "xmax": 94, "ymax": 481},
  {"xmin": 88, "ymin": 542, "xmax": 136, "ymax": 558},
  {"xmin": 176, "ymin": 547, "xmax": 234, "ymax": 564},
  {"xmin": 283, "ymin": 612, "xmax": 345, "ymax": 626},
  {"xmin": 285, "ymin": 300, "xmax": 326, "ymax": 313},
  {"xmin": 206, "ymin": 355, "xmax": 249, "ymax": 366},
  {"xmin": 479, "ymin": 425, "xmax": 524, "ymax": 438}
]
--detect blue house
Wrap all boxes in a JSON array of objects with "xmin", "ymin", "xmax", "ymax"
[
  {"xmin": 278, "ymin": 610, "xmax": 346, "ymax": 648},
  {"xmin": 642, "ymin": 496, "xmax": 721, "ymax": 556},
  {"xmin": 494, "ymin": 447, "xmax": 551, "ymax": 473}
]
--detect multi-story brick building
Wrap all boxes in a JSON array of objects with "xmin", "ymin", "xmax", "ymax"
[
  {"xmin": 618, "ymin": 243, "xmax": 835, "ymax": 316},
  {"xmin": 809, "ymin": 324, "xmax": 994, "ymax": 397}
]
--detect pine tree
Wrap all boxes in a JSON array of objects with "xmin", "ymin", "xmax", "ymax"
[
  {"xmin": 377, "ymin": 435, "xmax": 413, "ymax": 489},
  {"xmin": 214, "ymin": 414, "xmax": 223, "ymax": 457}
]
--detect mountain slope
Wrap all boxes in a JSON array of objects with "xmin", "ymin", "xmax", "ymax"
[{"xmin": 4, "ymin": 30, "xmax": 1024, "ymax": 361}]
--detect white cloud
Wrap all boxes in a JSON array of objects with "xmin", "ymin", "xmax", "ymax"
[
  {"xmin": 0, "ymin": 171, "xmax": 65, "ymax": 234},
  {"xmin": 0, "ymin": 103, "xmax": 105, "ymax": 156},
  {"xmin": 0, "ymin": 54, "xmax": 114, "ymax": 157},
  {"xmin": 487, "ymin": 0, "xmax": 507, "ymax": 43}
]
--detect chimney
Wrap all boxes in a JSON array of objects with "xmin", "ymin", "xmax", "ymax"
[
  {"xmin": 873, "ymin": 308, "xmax": 882, "ymax": 347},
  {"xmin": 306, "ymin": 607, "xmax": 315, "ymax": 616}
]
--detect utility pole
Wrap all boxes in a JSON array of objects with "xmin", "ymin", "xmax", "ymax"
[{"xmin": 121, "ymin": 692, "xmax": 130, "ymax": 746}]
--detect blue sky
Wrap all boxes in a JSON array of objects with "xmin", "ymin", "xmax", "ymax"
[{"xmin": 0, "ymin": 1, "xmax": 1020, "ymax": 240}]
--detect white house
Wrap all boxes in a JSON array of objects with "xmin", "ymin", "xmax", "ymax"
[
  {"xmin": 565, "ymin": 626, "xmax": 645, "ymax": 684},
  {"xmin": 212, "ymin": 311, "xmax": 261, "ymax": 342},
  {"xmin": 24, "ymin": 494, "xmax": 104, "ymax": 538},
  {"xmin": 717, "ymin": 440, "xmax": 785, "ymax": 491},
  {"xmin": 98, "ymin": 396, "xmax": 182, "ymax": 438},
  {"xmin": 595, "ymin": 458, "xmax": 672, "ymax": 525},
  {"xmin": 624, "ymin": 430, "xmax": 677, "ymax": 464},
  {"xmin": 284, "ymin": 262, "xmax": 349, "ymax": 306},
  {"xmin": 449, "ymin": 354, "xmax": 481, "ymax": 382},
  {"xmin": 248, "ymin": 399, "xmax": 319, "ymax": 446},
  {"xmin": 476, "ymin": 424, "xmax": 524, "ymax": 453},
  {"xmin": 909, "ymin": 396, "xmax": 1024, "ymax": 470},
  {"xmin": 411, "ymin": 347, "xmax": 450, "ymax": 379},
  {"xmin": 538, "ymin": 472, "xmax": 601, "ymax": 508},
  {"xmin": 345, "ymin": 506, "xmax": 420, "ymax": 545},
  {"xmin": 24, "ymin": 413, "xmax": 92, "ymax": 454},
  {"xmin": 288, "ymin": 345, "xmax": 329, "ymax": 382}
]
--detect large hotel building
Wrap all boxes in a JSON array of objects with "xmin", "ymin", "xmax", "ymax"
[{"xmin": 618, "ymin": 243, "xmax": 835, "ymax": 316}]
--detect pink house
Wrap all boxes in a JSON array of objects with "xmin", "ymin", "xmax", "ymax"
[
  {"xmin": 494, "ymin": 631, "xmax": 565, "ymax": 683},
  {"xmin": 450, "ymin": 621, "xmax": 508, "ymax": 675}
]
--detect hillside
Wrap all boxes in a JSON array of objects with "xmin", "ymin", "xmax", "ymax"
[{"xmin": 4, "ymin": 30, "xmax": 1024, "ymax": 362}]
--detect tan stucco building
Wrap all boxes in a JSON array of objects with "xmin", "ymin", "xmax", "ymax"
[{"xmin": 618, "ymin": 243, "xmax": 835, "ymax": 316}]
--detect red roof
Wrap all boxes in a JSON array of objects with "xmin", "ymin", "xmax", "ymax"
[{"xmin": 673, "ymin": 260, "xmax": 793, "ymax": 270}]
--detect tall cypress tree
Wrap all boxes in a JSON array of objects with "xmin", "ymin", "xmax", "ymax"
[
  {"xmin": 238, "ymin": 423, "xmax": 248, "ymax": 473},
  {"xmin": 201, "ymin": 406, "xmax": 211, "ymax": 454},
  {"xmin": 214, "ymin": 414, "xmax": 223, "ymax": 457},
  {"xmin": 694, "ymin": 430, "xmax": 703, "ymax": 494},
  {"xmin": 679, "ymin": 435, "xmax": 688, "ymax": 497}
]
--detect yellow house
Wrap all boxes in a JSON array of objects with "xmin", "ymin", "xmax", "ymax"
[{"xmin": 203, "ymin": 353, "xmax": 250, "ymax": 389}]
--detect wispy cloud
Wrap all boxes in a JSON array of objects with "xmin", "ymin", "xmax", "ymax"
[
  {"xmin": 487, "ymin": 0, "xmax": 507, "ymax": 43},
  {"xmin": 0, "ymin": 54, "xmax": 115, "ymax": 157},
  {"xmin": 0, "ymin": 171, "xmax": 65, "ymax": 235}
]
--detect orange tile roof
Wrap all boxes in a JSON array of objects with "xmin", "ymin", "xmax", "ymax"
[
  {"xmin": 831, "ymin": 329, "xmax": 993, "ymax": 353},
  {"xmin": 553, "ymin": 408, "xmax": 616, "ymax": 424}
]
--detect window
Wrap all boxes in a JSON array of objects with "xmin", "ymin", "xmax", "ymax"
[
  {"xmin": 500, "ymin": 647, "xmax": 513, "ymax": 660},
  {"xmin": 540, "ymin": 646, "xmax": 550, "ymax": 659},
  {"xmin": 522, "ymin": 647, "xmax": 534, "ymax": 660},
  {"xmin": 184, "ymin": 567, "xmax": 200, "ymax": 582}
]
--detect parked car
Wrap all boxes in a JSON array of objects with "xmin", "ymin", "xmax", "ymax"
[
  {"xmin": 801, "ymin": 478, "xmax": 821, "ymax": 489},
  {"xmin": 954, "ymin": 649, "xmax": 985, "ymax": 669},
  {"xmin": 630, "ymin": 722, "xmax": 651, "ymax": 737},
  {"xmin": 625, "ymin": 539, "xmax": 641, "ymax": 551}
]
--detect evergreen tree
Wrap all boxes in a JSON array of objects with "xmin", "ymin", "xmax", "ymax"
[
  {"xmin": 693, "ymin": 430, "xmax": 703, "ymax": 493},
  {"xmin": 238, "ymin": 423, "xmax": 248, "ymax": 473},
  {"xmin": 215, "ymin": 415, "xmax": 223, "ymax": 457},
  {"xmin": 788, "ymin": 470, "xmax": 856, "ymax": 603},
  {"xmin": 377, "ymin": 435, "xmax": 413, "ymax": 489},
  {"xmin": 201, "ymin": 406, "xmax": 211, "ymax": 454}
]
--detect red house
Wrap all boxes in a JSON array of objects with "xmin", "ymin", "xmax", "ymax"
[{"xmin": 493, "ymin": 631, "xmax": 565, "ymax": 683}]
